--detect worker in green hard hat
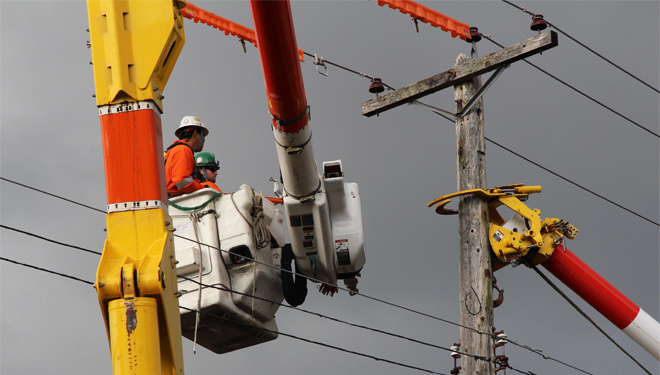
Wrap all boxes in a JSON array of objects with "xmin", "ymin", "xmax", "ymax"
[{"xmin": 195, "ymin": 152, "xmax": 223, "ymax": 193}]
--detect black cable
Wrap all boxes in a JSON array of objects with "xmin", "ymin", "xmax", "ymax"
[
  {"xmin": 172, "ymin": 232, "xmax": 493, "ymax": 339},
  {"xmin": 298, "ymin": 48, "xmax": 660, "ymax": 225},
  {"xmin": 414, "ymin": 94, "xmax": 660, "ymax": 226},
  {"xmin": 0, "ymin": 256, "xmax": 447, "ymax": 375},
  {"xmin": 481, "ymin": 34, "xmax": 659, "ymax": 138},
  {"xmin": 2, "ymin": 217, "xmax": 489, "ymax": 363},
  {"xmin": 0, "ymin": 224, "xmax": 103, "ymax": 256},
  {"xmin": 303, "ymin": 51, "xmax": 397, "ymax": 91},
  {"xmin": 482, "ymin": 137, "xmax": 659, "ymax": 227},
  {"xmin": 179, "ymin": 305, "xmax": 449, "ymax": 375},
  {"xmin": 1, "ymin": 176, "xmax": 489, "ymax": 339},
  {"xmin": 0, "ymin": 177, "xmax": 106, "ymax": 214},
  {"xmin": 499, "ymin": 0, "xmax": 660, "ymax": 95},
  {"xmin": 179, "ymin": 275, "xmax": 488, "ymax": 362},
  {"xmin": 0, "ymin": 256, "xmax": 94, "ymax": 286},
  {"xmin": 531, "ymin": 266, "xmax": 652, "ymax": 375},
  {"xmin": 3, "ymin": 188, "xmax": 594, "ymax": 375},
  {"xmin": 505, "ymin": 336, "xmax": 595, "ymax": 375},
  {"xmin": 0, "ymin": 178, "xmax": 493, "ymax": 338},
  {"xmin": 507, "ymin": 365, "xmax": 538, "ymax": 375}
]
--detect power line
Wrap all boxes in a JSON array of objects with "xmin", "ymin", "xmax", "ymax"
[
  {"xmin": 4, "ymin": 197, "xmax": 596, "ymax": 375},
  {"xmin": 0, "ymin": 216, "xmax": 589, "ymax": 374},
  {"xmin": 1, "ymin": 176, "xmax": 493, "ymax": 337},
  {"xmin": 299, "ymin": 51, "xmax": 660, "ymax": 225},
  {"xmin": 531, "ymin": 266, "xmax": 652, "ymax": 375},
  {"xmin": 179, "ymin": 306, "xmax": 449, "ymax": 375},
  {"xmin": 179, "ymin": 275, "xmax": 486, "ymax": 361},
  {"xmin": 0, "ymin": 256, "xmax": 94, "ymax": 286},
  {"xmin": 1, "ymin": 224, "xmax": 102, "ymax": 256},
  {"xmin": 0, "ymin": 177, "xmax": 107, "ymax": 214},
  {"xmin": 408, "ymin": 93, "xmax": 659, "ymax": 226},
  {"xmin": 482, "ymin": 137, "xmax": 659, "ymax": 226},
  {"xmin": 0, "ymin": 254, "xmax": 448, "ymax": 375},
  {"xmin": 499, "ymin": 0, "xmax": 660, "ymax": 95},
  {"xmin": 480, "ymin": 34, "xmax": 659, "ymax": 138},
  {"xmin": 505, "ymin": 337, "xmax": 594, "ymax": 375},
  {"xmin": 171, "ymin": 232, "xmax": 493, "ymax": 339}
]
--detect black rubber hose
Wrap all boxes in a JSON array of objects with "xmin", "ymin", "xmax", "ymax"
[{"xmin": 281, "ymin": 244, "xmax": 308, "ymax": 307}]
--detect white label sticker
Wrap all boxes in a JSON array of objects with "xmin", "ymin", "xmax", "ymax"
[
  {"xmin": 335, "ymin": 239, "xmax": 349, "ymax": 251},
  {"xmin": 175, "ymin": 223, "xmax": 192, "ymax": 234},
  {"xmin": 492, "ymin": 230, "xmax": 504, "ymax": 243}
]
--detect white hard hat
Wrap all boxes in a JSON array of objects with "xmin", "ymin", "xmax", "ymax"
[{"xmin": 175, "ymin": 115, "xmax": 209, "ymax": 138}]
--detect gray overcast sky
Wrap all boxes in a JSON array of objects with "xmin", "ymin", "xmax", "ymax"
[{"xmin": 1, "ymin": 1, "xmax": 658, "ymax": 374}]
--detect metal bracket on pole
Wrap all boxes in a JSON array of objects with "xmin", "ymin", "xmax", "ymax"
[{"xmin": 410, "ymin": 63, "xmax": 509, "ymax": 120}]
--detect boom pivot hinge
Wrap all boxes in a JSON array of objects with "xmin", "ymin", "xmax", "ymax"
[{"xmin": 428, "ymin": 184, "xmax": 578, "ymax": 271}]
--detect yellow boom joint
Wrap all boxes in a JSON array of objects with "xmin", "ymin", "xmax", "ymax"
[{"xmin": 428, "ymin": 184, "xmax": 577, "ymax": 271}]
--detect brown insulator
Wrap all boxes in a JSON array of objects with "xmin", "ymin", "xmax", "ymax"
[
  {"xmin": 494, "ymin": 354, "xmax": 509, "ymax": 368},
  {"xmin": 369, "ymin": 78, "xmax": 385, "ymax": 94},
  {"xmin": 466, "ymin": 26, "xmax": 481, "ymax": 43},
  {"xmin": 530, "ymin": 14, "xmax": 548, "ymax": 31}
]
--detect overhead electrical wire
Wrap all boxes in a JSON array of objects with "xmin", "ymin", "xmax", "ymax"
[
  {"xmin": 180, "ymin": 305, "xmax": 449, "ymax": 375},
  {"xmin": 479, "ymin": 34, "xmax": 659, "ymax": 138},
  {"xmin": 531, "ymin": 266, "xmax": 652, "ymax": 375},
  {"xmin": 0, "ymin": 217, "xmax": 485, "ymax": 364},
  {"xmin": 1, "ymin": 224, "xmax": 102, "ymax": 256},
  {"xmin": 179, "ymin": 276, "xmax": 488, "ymax": 362},
  {"xmin": 499, "ymin": 0, "xmax": 660, "ymax": 95},
  {"xmin": 171, "ymin": 231, "xmax": 494, "ymax": 338},
  {"xmin": 0, "ymin": 177, "xmax": 106, "ymax": 214},
  {"xmin": 0, "ymin": 178, "xmax": 650, "ymax": 373},
  {"xmin": 481, "ymin": 137, "xmax": 659, "ymax": 226},
  {"xmin": 0, "ymin": 255, "xmax": 445, "ymax": 375},
  {"xmin": 0, "ymin": 256, "xmax": 95, "ymax": 286},
  {"xmin": 0, "ymin": 177, "xmax": 496, "ymax": 336},
  {"xmin": 299, "ymin": 52, "xmax": 660, "ymax": 226},
  {"xmin": 0, "ymin": 213, "xmax": 600, "ymax": 375}
]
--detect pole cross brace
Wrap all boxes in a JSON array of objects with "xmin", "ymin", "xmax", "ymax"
[
  {"xmin": 410, "ymin": 63, "xmax": 509, "ymax": 120},
  {"xmin": 361, "ymin": 31, "xmax": 558, "ymax": 117}
]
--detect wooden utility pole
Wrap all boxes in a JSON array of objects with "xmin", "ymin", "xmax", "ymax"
[
  {"xmin": 454, "ymin": 52, "xmax": 492, "ymax": 374},
  {"xmin": 361, "ymin": 31, "xmax": 558, "ymax": 374}
]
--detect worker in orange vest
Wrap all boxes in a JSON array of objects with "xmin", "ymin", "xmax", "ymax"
[
  {"xmin": 165, "ymin": 115, "xmax": 209, "ymax": 197},
  {"xmin": 195, "ymin": 152, "xmax": 223, "ymax": 193}
]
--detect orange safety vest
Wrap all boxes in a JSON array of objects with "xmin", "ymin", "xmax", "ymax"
[{"xmin": 165, "ymin": 140, "xmax": 205, "ymax": 197}]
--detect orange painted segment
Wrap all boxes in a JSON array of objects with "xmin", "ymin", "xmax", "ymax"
[
  {"xmin": 181, "ymin": 2, "xmax": 304, "ymax": 62},
  {"xmin": 182, "ymin": 2, "xmax": 257, "ymax": 46},
  {"xmin": 100, "ymin": 109, "xmax": 168, "ymax": 205},
  {"xmin": 377, "ymin": 0, "xmax": 471, "ymax": 41},
  {"xmin": 265, "ymin": 197, "xmax": 284, "ymax": 205}
]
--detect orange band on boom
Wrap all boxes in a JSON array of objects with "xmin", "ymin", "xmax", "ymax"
[
  {"xmin": 100, "ymin": 109, "xmax": 168, "ymax": 205},
  {"xmin": 377, "ymin": 0, "xmax": 471, "ymax": 41}
]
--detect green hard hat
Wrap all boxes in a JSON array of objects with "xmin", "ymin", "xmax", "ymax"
[{"xmin": 195, "ymin": 152, "xmax": 219, "ymax": 171}]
